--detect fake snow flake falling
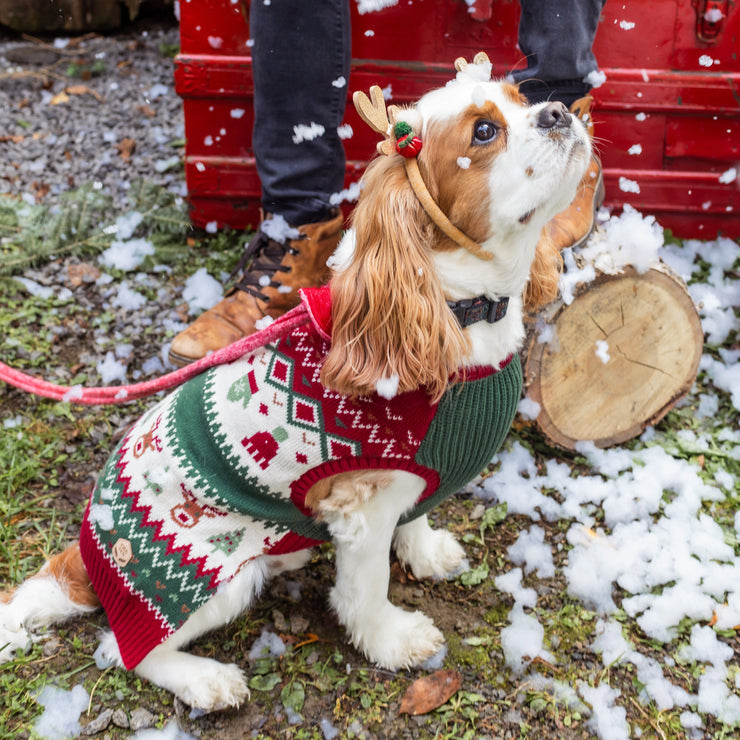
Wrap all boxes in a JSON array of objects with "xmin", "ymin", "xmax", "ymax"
[
  {"xmin": 292, "ymin": 122, "xmax": 326, "ymax": 144},
  {"xmin": 355, "ymin": 0, "xmax": 399, "ymax": 13},
  {"xmin": 583, "ymin": 69, "xmax": 607, "ymax": 88},
  {"xmin": 618, "ymin": 176, "xmax": 640, "ymax": 194},
  {"xmin": 375, "ymin": 374, "xmax": 400, "ymax": 399}
]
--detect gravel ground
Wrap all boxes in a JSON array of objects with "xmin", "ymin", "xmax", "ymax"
[{"xmin": 0, "ymin": 15, "xmax": 184, "ymax": 207}]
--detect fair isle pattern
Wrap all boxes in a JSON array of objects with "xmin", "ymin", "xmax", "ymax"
[{"xmin": 79, "ymin": 290, "xmax": 522, "ymax": 669}]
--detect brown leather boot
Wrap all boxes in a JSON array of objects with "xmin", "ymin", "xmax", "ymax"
[
  {"xmin": 169, "ymin": 208, "xmax": 344, "ymax": 366},
  {"xmin": 543, "ymin": 96, "xmax": 605, "ymax": 251}
]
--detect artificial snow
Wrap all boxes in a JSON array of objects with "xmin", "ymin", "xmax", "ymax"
[
  {"xmin": 129, "ymin": 721, "xmax": 197, "ymax": 740},
  {"xmin": 96, "ymin": 351, "xmax": 128, "ymax": 385},
  {"xmin": 330, "ymin": 181, "xmax": 362, "ymax": 206},
  {"xmin": 248, "ymin": 628, "xmax": 287, "ymax": 661},
  {"xmin": 420, "ymin": 644, "xmax": 448, "ymax": 671},
  {"xmin": 517, "ymin": 396, "xmax": 541, "ymax": 421},
  {"xmin": 99, "ymin": 237, "xmax": 155, "ymax": 272},
  {"xmin": 579, "ymin": 683, "xmax": 629, "ymax": 740},
  {"xmin": 15, "ymin": 277, "xmax": 55, "ymax": 300},
  {"xmin": 261, "ymin": 214, "xmax": 301, "ymax": 243},
  {"xmin": 355, "ymin": 0, "xmax": 399, "ymax": 14},
  {"xmin": 34, "ymin": 684, "xmax": 89, "ymax": 740},
  {"xmin": 476, "ymin": 204, "xmax": 740, "ymax": 725},
  {"xmin": 292, "ymin": 122, "xmax": 326, "ymax": 144},
  {"xmin": 337, "ymin": 123, "xmax": 354, "ymax": 140},
  {"xmin": 595, "ymin": 339, "xmax": 610, "ymax": 363},
  {"xmin": 320, "ymin": 717, "xmax": 340, "ymax": 740},
  {"xmin": 181, "ymin": 268, "xmax": 223, "ymax": 315},
  {"xmin": 112, "ymin": 282, "xmax": 147, "ymax": 312},
  {"xmin": 618, "ymin": 176, "xmax": 640, "ymax": 194},
  {"xmin": 583, "ymin": 70, "xmax": 607, "ymax": 89},
  {"xmin": 375, "ymin": 374, "xmax": 399, "ymax": 400}
]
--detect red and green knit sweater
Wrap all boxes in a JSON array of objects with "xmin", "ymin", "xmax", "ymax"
[{"xmin": 79, "ymin": 287, "xmax": 522, "ymax": 668}]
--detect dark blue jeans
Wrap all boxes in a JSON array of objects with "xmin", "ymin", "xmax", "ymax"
[
  {"xmin": 511, "ymin": 0, "xmax": 608, "ymax": 106},
  {"xmin": 250, "ymin": 0, "xmax": 604, "ymax": 225},
  {"xmin": 250, "ymin": 0, "xmax": 351, "ymax": 226}
]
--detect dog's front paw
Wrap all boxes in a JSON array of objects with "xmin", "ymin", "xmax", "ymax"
[
  {"xmin": 395, "ymin": 524, "xmax": 467, "ymax": 580},
  {"xmin": 175, "ymin": 661, "xmax": 250, "ymax": 712},
  {"xmin": 353, "ymin": 605, "xmax": 445, "ymax": 670}
]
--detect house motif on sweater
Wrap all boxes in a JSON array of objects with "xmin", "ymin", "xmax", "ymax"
[{"xmin": 79, "ymin": 287, "xmax": 522, "ymax": 669}]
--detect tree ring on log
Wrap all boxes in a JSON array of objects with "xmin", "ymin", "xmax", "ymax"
[{"xmin": 525, "ymin": 265, "xmax": 703, "ymax": 450}]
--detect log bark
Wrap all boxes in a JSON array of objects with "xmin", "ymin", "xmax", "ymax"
[{"xmin": 523, "ymin": 263, "xmax": 703, "ymax": 450}]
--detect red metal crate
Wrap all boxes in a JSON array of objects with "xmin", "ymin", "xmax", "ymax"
[{"xmin": 174, "ymin": 0, "xmax": 740, "ymax": 238}]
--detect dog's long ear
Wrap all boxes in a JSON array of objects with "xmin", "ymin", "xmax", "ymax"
[{"xmin": 321, "ymin": 154, "xmax": 469, "ymax": 402}]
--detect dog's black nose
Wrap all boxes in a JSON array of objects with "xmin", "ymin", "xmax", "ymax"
[{"xmin": 537, "ymin": 101, "xmax": 572, "ymax": 130}]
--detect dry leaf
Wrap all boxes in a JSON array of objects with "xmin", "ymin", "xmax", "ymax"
[
  {"xmin": 32, "ymin": 181, "xmax": 50, "ymax": 202},
  {"xmin": 399, "ymin": 670, "xmax": 462, "ymax": 716},
  {"xmin": 68, "ymin": 262, "xmax": 101, "ymax": 287},
  {"xmin": 0, "ymin": 135, "xmax": 24, "ymax": 143},
  {"xmin": 66, "ymin": 84, "xmax": 103, "ymax": 102},
  {"xmin": 117, "ymin": 138, "xmax": 137, "ymax": 160},
  {"xmin": 136, "ymin": 104, "xmax": 156, "ymax": 118},
  {"xmin": 50, "ymin": 91, "xmax": 70, "ymax": 105}
]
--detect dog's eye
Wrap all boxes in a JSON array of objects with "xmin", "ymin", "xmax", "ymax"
[{"xmin": 473, "ymin": 120, "xmax": 498, "ymax": 145}]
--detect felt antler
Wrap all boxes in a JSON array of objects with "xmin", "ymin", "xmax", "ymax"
[
  {"xmin": 454, "ymin": 51, "xmax": 492, "ymax": 74},
  {"xmin": 352, "ymin": 86, "xmax": 400, "ymax": 155},
  {"xmin": 352, "ymin": 72, "xmax": 494, "ymax": 262}
]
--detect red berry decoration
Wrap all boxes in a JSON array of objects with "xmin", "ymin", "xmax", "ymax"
[{"xmin": 394, "ymin": 121, "xmax": 423, "ymax": 158}]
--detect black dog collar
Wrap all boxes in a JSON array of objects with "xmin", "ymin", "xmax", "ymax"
[{"xmin": 446, "ymin": 295, "xmax": 509, "ymax": 328}]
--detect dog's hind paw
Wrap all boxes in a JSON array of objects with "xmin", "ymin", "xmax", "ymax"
[
  {"xmin": 356, "ymin": 606, "xmax": 445, "ymax": 671},
  {"xmin": 0, "ymin": 608, "xmax": 32, "ymax": 664},
  {"xmin": 176, "ymin": 662, "xmax": 250, "ymax": 712}
]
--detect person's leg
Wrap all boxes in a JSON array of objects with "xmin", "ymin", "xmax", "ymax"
[
  {"xmin": 511, "ymin": 0, "xmax": 607, "ymax": 254},
  {"xmin": 511, "ymin": 0, "xmax": 606, "ymax": 107},
  {"xmin": 251, "ymin": 0, "xmax": 351, "ymax": 225},
  {"xmin": 170, "ymin": 0, "xmax": 350, "ymax": 366}
]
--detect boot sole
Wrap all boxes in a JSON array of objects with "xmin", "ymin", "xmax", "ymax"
[{"xmin": 168, "ymin": 348, "xmax": 197, "ymax": 368}]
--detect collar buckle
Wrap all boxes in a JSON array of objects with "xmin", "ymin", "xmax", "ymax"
[{"xmin": 446, "ymin": 296, "xmax": 509, "ymax": 328}]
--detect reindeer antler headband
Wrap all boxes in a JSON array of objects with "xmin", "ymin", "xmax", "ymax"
[{"xmin": 352, "ymin": 53, "xmax": 495, "ymax": 263}]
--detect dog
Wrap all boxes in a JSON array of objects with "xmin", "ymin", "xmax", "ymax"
[{"xmin": 0, "ymin": 55, "xmax": 590, "ymax": 712}]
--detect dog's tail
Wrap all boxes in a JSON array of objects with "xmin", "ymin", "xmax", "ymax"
[{"xmin": 0, "ymin": 543, "xmax": 99, "ymax": 663}]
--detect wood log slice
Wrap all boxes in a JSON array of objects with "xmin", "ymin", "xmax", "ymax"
[{"xmin": 524, "ymin": 263, "xmax": 703, "ymax": 450}]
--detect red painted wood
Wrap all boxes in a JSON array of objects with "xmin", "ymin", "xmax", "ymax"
[{"xmin": 174, "ymin": 0, "xmax": 740, "ymax": 238}]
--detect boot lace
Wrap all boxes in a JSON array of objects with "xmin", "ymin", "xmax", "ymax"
[{"xmin": 228, "ymin": 229, "xmax": 306, "ymax": 302}]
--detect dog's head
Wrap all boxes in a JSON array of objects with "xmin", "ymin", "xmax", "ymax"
[{"xmin": 322, "ymin": 60, "xmax": 590, "ymax": 401}]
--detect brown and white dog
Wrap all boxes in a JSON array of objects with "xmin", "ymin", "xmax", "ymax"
[{"xmin": 0, "ymin": 58, "xmax": 589, "ymax": 712}]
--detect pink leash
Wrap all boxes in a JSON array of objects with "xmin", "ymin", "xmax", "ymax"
[{"xmin": 0, "ymin": 305, "xmax": 310, "ymax": 405}]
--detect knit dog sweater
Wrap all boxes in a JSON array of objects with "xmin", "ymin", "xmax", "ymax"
[{"xmin": 79, "ymin": 287, "xmax": 522, "ymax": 668}]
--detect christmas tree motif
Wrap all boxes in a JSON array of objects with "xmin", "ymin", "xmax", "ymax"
[
  {"xmin": 208, "ymin": 528, "xmax": 245, "ymax": 556},
  {"xmin": 242, "ymin": 426, "xmax": 288, "ymax": 470},
  {"xmin": 227, "ymin": 369, "xmax": 259, "ymax": 408}
]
